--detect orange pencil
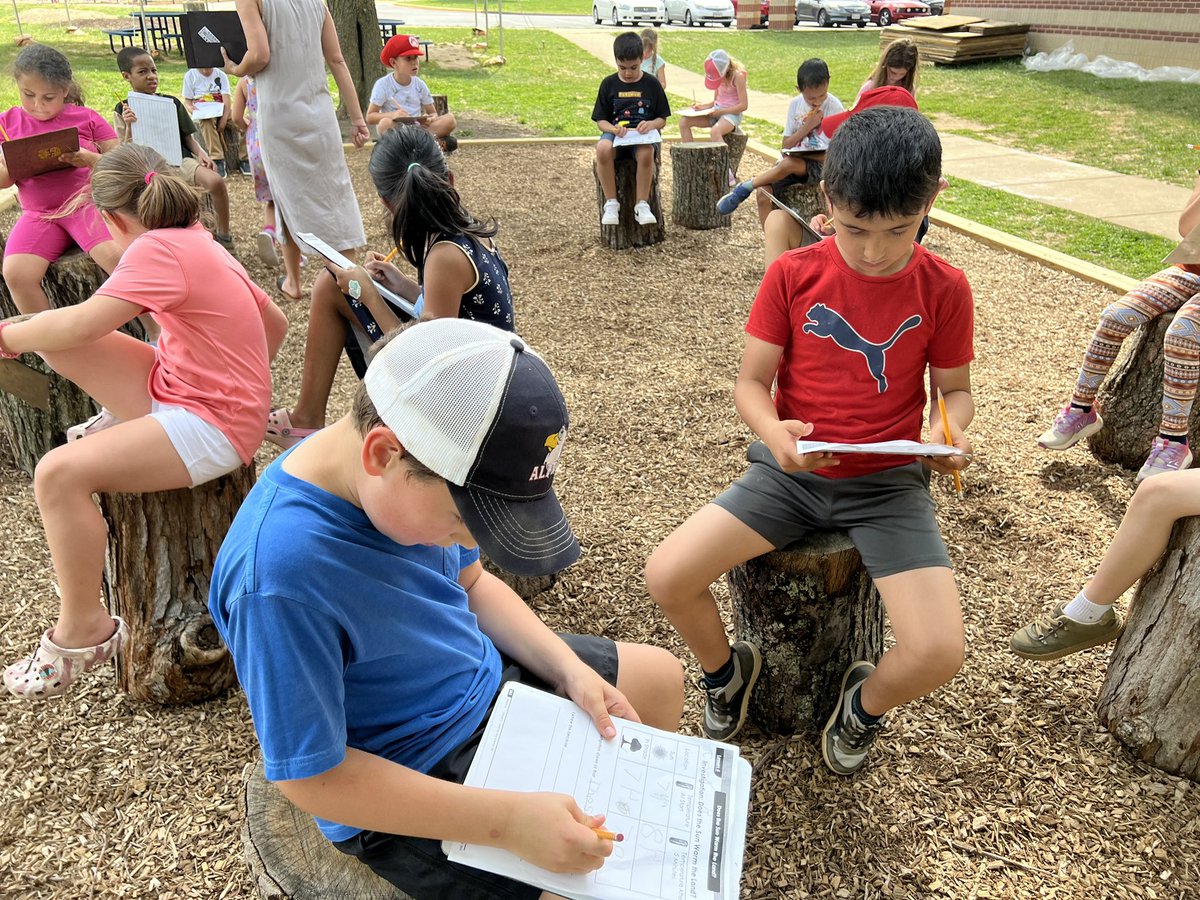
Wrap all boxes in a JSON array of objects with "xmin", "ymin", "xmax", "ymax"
[
  {"xmin": 936, "ymin": 387, "xmax": 964, "ymax": 500},
  {"xmin": 593, "ymin": 827, "xmax": 624, "ymax": 842},
  {"xmin": 383, "ymin": 247, "xmax": 398, "ymax": 263},
  {"xmin": 0, "ymin": 120, "xmax": 9, "ymax": 142}
]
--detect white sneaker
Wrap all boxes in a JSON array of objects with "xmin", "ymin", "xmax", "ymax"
[
  {"xmin": 634, "ymin": 201, "xmax": 657, "ymax": 226},
  {"xmin": 601, "ymin": 200, "xmax": 620, "ymax": 226},
  {"xmin": 66, "ymin": 408, "xmax": 118, "ymax": 442}
]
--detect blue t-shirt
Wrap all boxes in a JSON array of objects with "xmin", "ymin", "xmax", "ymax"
[{"xmin": 209, "ymin": 450, "xmax": 500, "ymax": 842}]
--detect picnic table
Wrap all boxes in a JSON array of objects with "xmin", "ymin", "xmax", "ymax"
[
  {"xmin": 129, "ymin": 11, "xmax": 185, "ymax": 56},
  {"xmin": 378, "ymin": 18, "xmax": 432, "ymax": 60}
]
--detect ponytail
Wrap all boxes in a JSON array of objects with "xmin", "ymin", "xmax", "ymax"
[
  {"xmin": 368, "ymin": 126, "xmax": 496, "ymax": 275},
  {"xmin": 91, "ymin": 144, "xmax": 202, "ymax": 230}
]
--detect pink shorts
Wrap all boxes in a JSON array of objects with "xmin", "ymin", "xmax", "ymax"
[{"xmin": 4, "ymin": 204, "xmax": 111, "ymax": 260}]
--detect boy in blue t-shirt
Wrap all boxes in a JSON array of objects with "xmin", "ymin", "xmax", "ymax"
[{"xmin": 210, "ymin": 319, "xmax": 683, "ymax": 898}]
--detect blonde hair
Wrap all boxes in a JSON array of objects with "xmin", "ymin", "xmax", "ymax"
[
  {"xmin": 90, "ymin": 144, "xmax": 202, "ymax": 230},
  {"xmin": 639, "ymin": 28, "xmax": 658, "ymax": 54},
  {"xmin": 868, "ymin": 39, "xmax": 919, "ymax": 95},
  {"xmin": 725, "ymin": 55, "xmax": 745, "ymax": 81}
]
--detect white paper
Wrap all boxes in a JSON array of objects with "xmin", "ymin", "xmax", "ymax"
[
  {"xmin": 191, "ymin": 101, "xmax": 224, "ymax": 121},
  {"xmin": 295, "ymin": 232, "xmax": 418, "ymax": 319},
  {"xmin": 612, "ymin": 128, "xmax": 662, "ymax": 147},
  {"xmin": 1163, "ymin": 221, "xmax": 1200, "ymax": 266},
  {"xmin": 126, "ymin": 92, "xmax": 183, "ymax": 166},
  {"xmin": 797, "ymin": 439, "xmax": 966, "ymax": 457},
  {"xmin": 678, "ymin": 106, "xmax": 715, "ymax": 118},
  {"xmin": 444, "ymin": 682, "xmax": 750, "ymax": 900}
]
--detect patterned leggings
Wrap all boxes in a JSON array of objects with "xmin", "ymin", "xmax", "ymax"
[{"xmin": 1071, "ymin": 266, "xmax": 1200, "ymax": 437}]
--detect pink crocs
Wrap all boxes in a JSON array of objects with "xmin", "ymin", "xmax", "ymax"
[
  {"xmin": 3, "ymin": 617, "xmax": 128, "ymax": 700},
  {"xmin": 264, "ymin": 407, "xmax": 319, "ymax": 451}
]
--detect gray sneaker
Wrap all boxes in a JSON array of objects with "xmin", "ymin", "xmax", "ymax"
[
  {"xmin": 821, "ymin": 661, "xmax": 883, "ymax": 776},
  {"xmin": 1010, "ymin": 602, "xmax": 1124, "ymax": 661},
  {"xmin": 701, "ymin": 640, "xmax": 761, "ymax": 741}
]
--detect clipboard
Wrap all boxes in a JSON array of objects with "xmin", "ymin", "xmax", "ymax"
[
  {"xmin": 0, "ymin": 127, "xmax": 80, "ymax": 181},
  {"xmin": 296, "ymin": 232, "xmax": 419, "ymax": 320},
  {"xmin": 182, "ymin": 11, "xmax": 247, "ymax": 68},
  {"xmin": 758, "ymin": 189, "xmax": 824, "ymax": 246},
  {"xmin": 781, "ymin": 146, "xmax": 828, "ymax": 158},
  {"xmin": 1163, "ymin": 221, "xmax": 1200, "ymax": 266}
]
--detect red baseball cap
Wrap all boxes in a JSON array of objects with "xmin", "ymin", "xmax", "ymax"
[
  {"xmin": 381, "ymin": 34, "xmax": 423, "ymax": 66},
  {"xmin": 821, "ymin": 85, "xmax": 918, "ymax": 139}
]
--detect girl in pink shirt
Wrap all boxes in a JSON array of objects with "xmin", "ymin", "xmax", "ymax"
[
  {"xmin": 0, "ymin": 45, "xmax": 124, "ymax": 313},
  {"xmin": 0, "ymin": 144, "xmax": 289, "ymax": 700}
]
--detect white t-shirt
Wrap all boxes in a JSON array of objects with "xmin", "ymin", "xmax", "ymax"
[
  {"xmin": 369, "ymin": 73, "xmax": 434, "ymax": 116},
  {"xmin": 182, "ymin": 68, "xmax": 231, "ymax": 102},
  {"xmin": 783, "ymin": 93, "xmax": 845, "ymax": 150}
]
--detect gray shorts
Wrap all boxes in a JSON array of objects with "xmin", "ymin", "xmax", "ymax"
[{"xmin": 712, "ymin": 441, "xmax": 951, "ymax": 578}]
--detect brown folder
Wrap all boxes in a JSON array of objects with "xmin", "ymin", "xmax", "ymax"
[{"xmin": 1, "ymin": 127, "xmax": 80, "ymax": 181}]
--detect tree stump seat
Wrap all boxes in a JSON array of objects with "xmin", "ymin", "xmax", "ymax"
[
  {"xmin": 671, "ymin": 141, "xmax": 732, "ymax": 231},
  {"xmin": 774, "ymin": 182, "xmax": 825, "ymax": 223},
  {"xmin": 1086, "ymin": 316, "xmax": 1200, "ymax": 471},
  {"xmin": 593, "ymin": 144, "xmax": 665, "ymax": 251},
  {"xmin": 723, "ymin": 130, "xmax": 748, "ymax": 179},
  {"xmin": 1097, "ymin": 515, "xmax": 1200, "ymax": 782},
  {"xmin": 243, "ymin": 760, "xmax": 411, "ymax": 899},
  {"xmin": 726, "ymin": 530, "xmax": 884, "ymax": 735}
]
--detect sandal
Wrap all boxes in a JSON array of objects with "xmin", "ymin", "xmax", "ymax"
[
  {"xmin": 275, "ymin": 275, "xmax": 304, "ymax": 301},
  {"xmin": 3, "ymin": 617, "xmax": 128, "ymax": 700},
  {"xmin": 264, "ymin": 407, "xmax": 319, "ymax": 450}
]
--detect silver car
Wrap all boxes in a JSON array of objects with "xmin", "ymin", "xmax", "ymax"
[
  {"xmin": 665, "ymin": 0, "xmax": 736, "ymax": 26},
  {"xmin": 795, "ymin": 0, "xmax": 871, "ymax": 26}
]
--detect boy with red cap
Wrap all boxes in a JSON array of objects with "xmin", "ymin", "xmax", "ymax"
[{"xmin": 368, "ymin": 34, "xmax": 457, "ymax": 152}]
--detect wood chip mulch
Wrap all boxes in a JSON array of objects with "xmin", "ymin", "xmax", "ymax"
[{"xmin": 0, "ymin": 137, "xmax": 1196, "ymax": 899}]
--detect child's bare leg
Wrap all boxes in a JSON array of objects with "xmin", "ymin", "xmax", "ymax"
[
  {"xmin": 678, "ymin": 116, "xmax": 702, "ymax": 142},
  {"xmin": 286, "ymin": 269, "xmax": 358, "ymax": 430},
  {"xmin": 278, "ymin": 218, "xmax": 304, "ymax": 300},
  {"xmin": 428, "ymin": 113, "xmax": 457, "ymax": 138},
  {"xmin": 645, "ymin": 504, "xmax": 774, "ymax": 672},
  {"xmin": 2, "ymin": 253, "xmax": 52, "ymax": 313},
  {"xmin": 859, "ymin": 568, "xmax": 964, "ymax": 717},
  {"xmin": 754, "ymin": 158, "xmax": 807, "ymax": 226},
  {"xmin": 709, "ymin": 117, "xmax": 735, "ymax": 142},
  {"xmin": 264, "ymin": 201, "xmax": 276, "ymax": 232},
  {"xmin": 613, "ymin": 642, "xmax": 685, "ymax": 731},
  {"xmin": 595, "ymin": 140, "xmax": 617, "ymax": 201},
  {"xmin": 195, "ymin": 166, "xmax": 231, "ymax": 235},
  {"xmin": 635, "ymin": 145, "xmax": 655, "ymax": 203},
  {"xmin": 763, "ymin": 210, "xmax": 804, "ymax": 268}
]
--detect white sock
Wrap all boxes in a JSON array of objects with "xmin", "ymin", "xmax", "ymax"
[{"xmin": 1062, "ymin": 591, "xmax": 1111, "ymax": 624}]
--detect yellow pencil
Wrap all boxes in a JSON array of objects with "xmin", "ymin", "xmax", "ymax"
[
  {"xmin": 0, "ymin": 120, "xmax": 9, "ymax": 142},
  {"xmin": 592, "ymin": 827, "xmax": 624, "ymax": 843},
  {"xmin": 936, "ymin": 387, "xmax": 963, "ymax": 500},
  {"xmin": 383, "ymin": 247, "xmax": 398, "ymax": 263}
]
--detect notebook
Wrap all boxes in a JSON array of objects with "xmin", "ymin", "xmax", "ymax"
[
  {"xmin": 182, "ymin": 11, "xmax": 247, "ymax": 69},
  {"xmin": 296, "ymin": 232, "xmax": 419, "ymax": 319},
  {"xmin": 1, "ymin": 127, "xmax": 80, "ymax": 181},
  {"xmin": 126, "ymin": 93, "xmax": 183, "ymax": 165},
  {"xmin": 757, "ymin": 189, "xmax": 824, "ymax": 246}
]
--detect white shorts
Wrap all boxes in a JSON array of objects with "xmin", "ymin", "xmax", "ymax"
[{"xmin": 149, "ymin": 401, "xmax": 243, "ymax": 487}]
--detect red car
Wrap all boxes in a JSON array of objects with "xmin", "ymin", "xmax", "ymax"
[
  {"xmin": 734, "ymin": 0, "xmax": 770, "ymax": 23},
  {"xmin": 870, "ymin": 0, "xmax": 929, "ymax": 26}
]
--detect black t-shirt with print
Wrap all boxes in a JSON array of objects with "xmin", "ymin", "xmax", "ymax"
[{"xmin": 591, "ymin": 72, "xmax": 671, "ymax": 126}]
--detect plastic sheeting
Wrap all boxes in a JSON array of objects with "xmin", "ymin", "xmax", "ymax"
[{"xmin": 1024, "ymin": 41, "xmax": 1200, "ymax": 84}]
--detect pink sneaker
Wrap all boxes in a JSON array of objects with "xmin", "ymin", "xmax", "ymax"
[
  {"xmin": 66, "ymin": 408, "xmax": 119, "ymax": 442},
  {"xmin": 1036, "ymin": 405, "xmax": 1103, "ymax": 450},
  {"xmin": 1136, "ymin": 437, "xmax": 1193, "ymax": 481}
]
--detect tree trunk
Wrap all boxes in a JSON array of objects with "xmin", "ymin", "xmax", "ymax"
[
  {"xmin": 593, "ymin": 148, "xmax": 665, "ymax": 251},
  {"xmin": 242, "ymin": 760, "xmax": 410, "ymax": 899},
  {"xmin": 1086, "ymin": 316, "xmax": 1197, "ymax": 471},
  {"xmin": 726, "ymin": 531, "xmax": 884, "ymax": 735},
  {"xmin": 1096, "ymin": 516, "xmax": 1200, "ymax": 782},
  {"xmin": 327, "ymin": 0, "xmax": 384, "ymax": 131},
  {"xmin": 431, "ymin": 94, "xmax": 449, "ymax": 117},
  {"xmin": 775, "ymin": 182, "xmax": 825, "ymax": 223},
  {"xmin": 100, "ymin": 466, "xmax": 256, "ymax": 705},
  {"xmin": 723, "ymin": 130, "xmax": 748, "ymax": 179},
  {"xmin": 670, "ymin": 142, "xmax": 731, "ymax": 231},
  {"xmin": 0, "ymin": 247, "xmax": 145, "ymax": 478}
]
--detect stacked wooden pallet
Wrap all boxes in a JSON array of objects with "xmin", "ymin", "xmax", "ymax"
[{"xmin": 879, "ymin": 15, "xmax": 1030, "ymax": 65}]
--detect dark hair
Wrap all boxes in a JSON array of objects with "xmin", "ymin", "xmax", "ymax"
[
  {"xmin": 823, "ymin": 106, "xmax": 941, "ymax": 219},
  {"xmin": 116, "ymin": 46, "xmax": 152, "ymax": 74},
  {"xmin": 797, "ymin": 58, "xmax": 830, "ymax": 90},
  {"xmin": 613, "ymin": 32, "xmax": 643, "ymax": 63},
  {"xmin": 13, "ymin": 44, "xmax": 83, "ymax": 105},
  {"xmin": 368, "ymin": 126, "xmax": 496, "ymax": 276},
  {"xmin": 91, "ymin": 143, "xmax": 202, "ymax": 230}
]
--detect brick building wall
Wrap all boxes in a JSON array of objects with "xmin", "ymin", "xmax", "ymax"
[{"xmin": 945, "ymin": 1, "xmax": 1200, "ymax": 69}]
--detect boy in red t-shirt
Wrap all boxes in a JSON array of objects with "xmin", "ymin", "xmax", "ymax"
[{"xmin": 646, "ymin": 106, "xmax": 975, "ymax": 776}]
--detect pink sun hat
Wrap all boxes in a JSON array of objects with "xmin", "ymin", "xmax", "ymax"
[{"xmin": 703, "ymin": 50, "xmax": 731, "ymax": 90}]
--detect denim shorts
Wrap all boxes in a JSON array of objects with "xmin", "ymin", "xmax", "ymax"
[
  {"xmin": 334, "ymin": 634, "xmax": 619, "ymax": 900},
  {"xmin": 711, "ymin": 441, "xmax": 951, "ymax": 578}
]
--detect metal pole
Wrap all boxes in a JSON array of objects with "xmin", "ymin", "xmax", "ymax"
[
  {"xmin": 64, "ymin": 0, "xmax": 77, "ymax": 32},
  {"xmin": 498, "ymin": 0, "xmax": 504, "ymax": 59},
  {"xmin": 11, "ymin": 0, "xmax": 25, "ymax": 37},
  {"xmin": 473, "ymin": 0, "xmax": 479, "ymax": 31},
  {"xmin": 138, "ymin": 0, "xmax": 150, "ymax": 52},
  {"xmin": 482, "ymin": 0, "xmax": 489, "ymax": 47}
]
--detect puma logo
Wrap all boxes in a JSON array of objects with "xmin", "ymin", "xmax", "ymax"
[{"xmin": 802, "ymin": 304, "xmax": 921, "ymax": 392}]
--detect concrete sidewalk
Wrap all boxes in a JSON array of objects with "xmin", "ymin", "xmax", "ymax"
[{"xmin": 557, "ymin": 29, "xmax": 1190, "ymax": 241}]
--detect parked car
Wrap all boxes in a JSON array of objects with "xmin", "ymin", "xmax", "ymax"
[
  {"xmin": 869, "ymin": 0, "xmax": 930, "ymax": 26},
  {"xmin": 666, "ymin": 0, "xmax": 735, "ymax": 25},
  {"xmin": 592, "ymin": 0, "xmax": 666, "ymax": 25},
  {"xmin": 794, "ymin": 0, "xmax": 871, "ymax": 27},
  {"xmin": 926, "ymin": 0, "xmax": 943, "ymax": 12},
  {"xmin": 735, "ymin": 0, "xmax": 770, "ymax": 23}
]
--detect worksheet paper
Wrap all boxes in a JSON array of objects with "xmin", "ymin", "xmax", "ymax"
[
  {"xmin": 191, "ymin": 101, "xmax": 224, "ymax": 121},
  {"xmin": 612, "ymin": 128, "xmax": 662, "ymax": 147},
  {"xmin": 126, "ymin": 93, "xmax": 183, "ymax": 165},
  {"xmin": 295, "ymin": 232, "xmax": 418, "ymax": 319},
  {"xmin": 797, "ymin": 439, "xmax": 966, "ymax": 457},
  {"xmin": 444, "ymin": 682, "xmax": 751, "ymax": 900}
]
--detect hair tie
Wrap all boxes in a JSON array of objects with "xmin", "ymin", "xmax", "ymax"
[
  {"xmin": 144, "ymin": 171, "xmax": 156, "ymax": 185},
  {"xmin": 407, "ymin": 162, "xmax": 421, "ymax": 173}
]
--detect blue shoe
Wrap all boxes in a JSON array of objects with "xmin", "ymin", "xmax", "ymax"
[{"xmin": 716, "ymin": 181, "xmax": 753, "ymax": 215}]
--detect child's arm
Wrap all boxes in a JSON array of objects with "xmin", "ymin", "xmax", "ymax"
[
  {"xmin": 188, "ymin": 134, "xmax": 216, "ymax": 170},
  {"xmin": 926, "ymin": 363, "xmax": 974, "ymax": 475},
  {"xmin": 365, "ymin": 101, "xmax": 390, "ymax": 127},
  {"xmin": 783, "ymin": 106, "xmax": 823, "ymax": 149},
  {"xmin": 0, "ymin": 148, "xmax": 14, "ymax": 190},
  {"xmin": 419, "ymin": 240, "xmax": 477, "ymax": 320},
  {"xmin": 635, "ymin": 116, "xmax": 666, "ymax": 134},
  {"xmin": 261, "ymin": 299, "xmax": 288, "ymax": 361},
  {"xmin": 0, "ymin": 295, "xmax": 143, "ymax": 354},
  {"xmin": 118, "ymin": 101, "xmax": 136, "ymax": 142},
  {"xmin": 231, "ymin": 78, "xmax": 249, "ymax": 130},
  {"xmin": 1179, "ymin": 171, "xmax": 1200, "ymax": 239},
  {"xmin": 735, "ymin": 335, "xmax": 839, "ymax": 473},
  {"xmin": 318, "ymin": 7, "xmax": 370, "ymax": 148}
]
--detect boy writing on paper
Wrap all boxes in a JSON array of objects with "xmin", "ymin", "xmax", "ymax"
[
  {"xmin": 210, "ymin": 319, "xmax": 684, "ymax": 899},
  {"xmin": 181, "ymin": 63, "xmax": 248, "ymax": 178},
  {"xmin": 115, "ymin": 47, "xmax": 234, "ymax": 249},
  {"xmin": 592, "ymin": 31, "xmax": 670, "ymax": 228},
  {"xmin": 367, "ymin": 35, "xmax": 457, "ymax": 152},
  {"xmin": 646, "ymin": 106, "xmax": 974, "ymax": 777}
]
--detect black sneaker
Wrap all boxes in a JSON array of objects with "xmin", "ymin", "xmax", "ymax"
[
  {"xmin": 438, "ymin": 134, "xmax": 458, "ymax": 155},
  {"xmin": 821, "ymin": 660, "xmax": 883, "ymax": 776},
  {"xmin": 214, "ymin": 159, "xmax": 227, "ymax": 178},
  {"xmin": 701, "ymin": 641, "xmax": 761, "ymax": 741},
  {"xmin": 239, "ymin": 159, "xmax": 252, "ymax": 177}
]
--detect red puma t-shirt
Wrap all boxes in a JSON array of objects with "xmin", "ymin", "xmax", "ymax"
[{"xmin": 747, "ymin": 239, "xmax": 974, "ymax": 479}]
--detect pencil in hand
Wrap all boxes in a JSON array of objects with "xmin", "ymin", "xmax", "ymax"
[
  {"xmin": 383, "ymin": 247, "xmax": 398, "ymax": 263},
  {"xmin": 593, "ymin": 827, "xmax": 624, "ymax": 842},
  {"xmin": 936, "ymin": 387, "xmax": 964, "ymax": 500}
]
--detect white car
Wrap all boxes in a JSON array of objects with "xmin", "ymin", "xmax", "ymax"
[
  {"xmin": 665, "ymin": 0, "xmax": 735, "ymax": 26},
  {"xmin": 593, "ymin": 0, "xmax": 666, "ymax": 25}
]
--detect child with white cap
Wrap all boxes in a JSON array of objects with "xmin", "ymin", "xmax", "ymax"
[
  {"xmin": 678, "ymin": 48, "xmax": 748, "ymax": 143},
  {"xmin": 210, "ymin": 319, "xmax": 684, "ymax": 898}
]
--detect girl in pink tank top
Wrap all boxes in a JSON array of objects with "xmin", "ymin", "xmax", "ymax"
[{"xmin": 678, "ymin": 49, "xmax": 749, "ymax": 143}]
